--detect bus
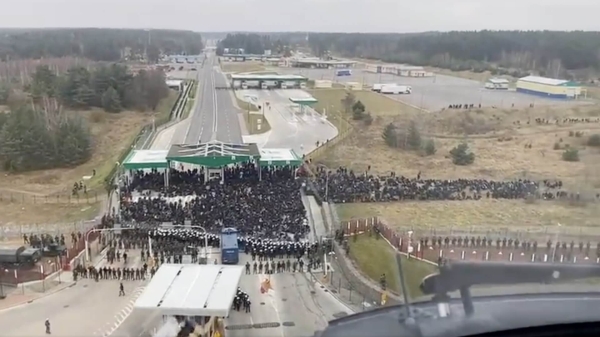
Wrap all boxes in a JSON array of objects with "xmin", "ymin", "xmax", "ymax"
[
  {"xmin": 221, "ymin": 228, "xmax": 239, "ymax": 264},
  {"xmin": 335, "ymin": 69, "xmax": 352, "ymax": 76}
]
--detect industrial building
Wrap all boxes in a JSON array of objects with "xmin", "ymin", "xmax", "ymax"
[
  {"xmin": 485, "ymin": 78, "xmax": 510, "ymax": 90},
  {"xmin": 230, "ymin": 74, "xmax": 308, "ymax": 90},
  {"xmin": 516, "ymin": 76, "xmax": 581, "ymax": 99},
  {"xmin": 288, "ymin": 58, "xmax": 356, "ymax": 69},
  {"xmin": 364, "ymin": 63, "xmax": 433, "ymax": 77}
]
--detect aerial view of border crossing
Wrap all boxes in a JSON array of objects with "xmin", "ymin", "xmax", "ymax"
[{"xmin": 0, "ymin": 2, "xmax": 600, "ymax": 337}]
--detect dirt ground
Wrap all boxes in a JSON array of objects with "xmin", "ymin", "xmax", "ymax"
[
  {"xmin": 220, "ymin": 62, "xmax": 266, "ymax": 73},
  {"xmin": 309, "ymin": 88, "xmax": 600, "ymax": 234}
]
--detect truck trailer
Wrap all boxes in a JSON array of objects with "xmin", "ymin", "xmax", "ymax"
[
  {"xmin": 372, "ymin": 83, "xmax": 397, "ymax": 93},
  {"xmin": 380, "ymin": 85, "xmax": 412, "ymax": 94}
]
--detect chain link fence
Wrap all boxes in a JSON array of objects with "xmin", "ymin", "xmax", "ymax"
[
  {"xmin": 387, "ymin": 223, "xmax": 600, "ymax": 244},
  {"xmin": 0, "ymin": 191, "xmax": 101, "ymax": 204},
  {"xmin": 0, "ymin": 219, "xmax": 98, "ymax": 242}
]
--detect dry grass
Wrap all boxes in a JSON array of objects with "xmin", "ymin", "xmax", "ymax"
[
  {"xmin": 220, "ymin": 62, "xmax": 266, "ymax": 73},
  {"xmin": 0, "ymin": 202, "xmax": 101, "ymax": 225},
  {"xmin": 337, "ymin": 200, "xmax": 600, "ymax": 232},
  {"xmin": 0, "ymin": 110, "xmax": 150, "ymax": 197},
  {"xmin": 309, "ymin": 88, "xmax": 600, "ymax": 233}
]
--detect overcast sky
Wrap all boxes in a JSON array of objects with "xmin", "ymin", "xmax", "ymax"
[{"xmin": 1, "ymin": 0, "xmax": 598, "ymax": 32}]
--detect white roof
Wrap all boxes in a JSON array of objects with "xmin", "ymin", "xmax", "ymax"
[
  {"xmin": 231, "ymin": 74, "xmax": 307, "ymax": 80},
  {"xmin": 166, "ymin": 80, "xmax": 183, "ymax": 87},
  {"xmin": 259, "ymin": 148, "xmax": 301, "ymax": 163},
  {"xmin": 125, "ymin": 150, "xmax": 168, "ymax": 165},
  {"xmin": 488, "ymin": 78, "xmax": 510, "ymax": 84},
  {"xmin": 518, "ymin": 76, "xmax": 569, "ymax": 86},
  {"xmin": 134, "ymin": 264, "xmax": 244, "ymax": 317}
]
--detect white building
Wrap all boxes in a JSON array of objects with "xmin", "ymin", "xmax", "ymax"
[{"xmin": 485, "ymin": 78, "xmax": 510, "ymax": 90}]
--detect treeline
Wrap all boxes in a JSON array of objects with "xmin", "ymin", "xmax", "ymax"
[
  {"xmin": 216, "ymin": 33, "xmax": 291, "ymax": 56},
  {"xmin": 307, "ymin": 31, "xmax": 600, "ymax": 79},
  {"xmin": 0, "ymin": 28, "xmax": 204, "ymax": 62},
  {"xmin": 16, "ymin": 64, "xmax": 170, "ymax": 113},
  {"xmin": 0, "ymin": 63, "xmax": 170, "ymax": 172},
  {"xmin": 0, "ymin": 105, "xmax": 92, "ymax": 172}
]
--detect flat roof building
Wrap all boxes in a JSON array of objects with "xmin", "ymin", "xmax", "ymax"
[
  {"xmin": 485, "ymin": 78, "xmax": 510, "ymax": 90},
  {"xmin": 134, "ymin": 264, "xmax": 244, "ymax": 317},
  {"xmin": 516, "ymin": 75, "xmax": 581, "ymax": 99}
]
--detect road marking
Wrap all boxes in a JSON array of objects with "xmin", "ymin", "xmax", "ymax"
[{"xmin": 96, "ymin": 286, "xmax": 146, "ymax": 337}]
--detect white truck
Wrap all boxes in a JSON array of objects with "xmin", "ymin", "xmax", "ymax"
[
  {"xmin": 372, "ymin": 83, "xmax": 397, "ymax": 93},
  {"xmin": 380, "ymin": 85, "xmax": 412, "ymax": 94}
]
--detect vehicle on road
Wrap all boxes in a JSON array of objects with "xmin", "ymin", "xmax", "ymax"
[
  {"xmin": 372, "ymin": 83, "xmax": 397, "ymax": 93},
  {"xmin": 380, "ymin": 84, "xmax": 412, "ymax": 94},
  {"xmin": 335, "ymin": 69, "xmax": 352, "ymax": 76},
  {"xmin": 221, "ymin": 227, "xmax": 239, "ymax": 264}
]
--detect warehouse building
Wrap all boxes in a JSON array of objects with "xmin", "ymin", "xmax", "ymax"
[
  {"xmin": 364, "ymin": 63, "xmax": 433, "ymax": 77},
  {"xmin": 516, "ymin": 76, "xmax": 581, "ymax": 99},
  {"xmin": 485, "ymin": 78, "xmax": 510, "ymax": 90}
]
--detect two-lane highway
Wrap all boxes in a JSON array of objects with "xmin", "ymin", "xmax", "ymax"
[
  {"xmin": 183, "ymin": 52, "xmax": 244, "ymax": 145},
  {"xmin": 184, "ymin": 55, "xmax": 216, "ymax": 144}
]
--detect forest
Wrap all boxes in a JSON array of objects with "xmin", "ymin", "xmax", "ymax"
[
  {"xmin": 216, "ymin": 33, "xmax": 292, "ymax": 56},
  {"xmin": 0, "ymin": 28, "xmax": 204, "ymax": 62},
  {"xmin": 0, "ymin": 63, "xmax": 169, "ymax": 172},
  {"xmin": 306, "ymin": 31, "xmax": 600, "ymax": 79}
]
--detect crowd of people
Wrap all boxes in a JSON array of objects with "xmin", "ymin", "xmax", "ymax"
[
  {"xmin": 308, "ymin": 166, "xmax": 571, "ymax": 203},
  {"xmin": 118, "ymin": 165, "xmax": 309, "ymax": 240}
]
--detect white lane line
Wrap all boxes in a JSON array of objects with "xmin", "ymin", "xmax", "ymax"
[{"xmin": 99, "ymin": 286, "xmax": 146, "ymax": 337}]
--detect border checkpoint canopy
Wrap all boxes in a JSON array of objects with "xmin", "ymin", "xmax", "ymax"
[{"xmin": 167, "ymin": 141, "xmax": 260, "ymax": 167}]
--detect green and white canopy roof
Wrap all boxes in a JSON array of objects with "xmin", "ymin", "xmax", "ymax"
[
  {"xmin": 123, "ymin": 150, "xmax": 169, "ymax": 170},
  {"xmin": 258, "ymin": 148, "xmax": 302, "ymax": 167},
  {"xmin": 167, "ymin": 141, "xmax": 260, "ymax": 167}
]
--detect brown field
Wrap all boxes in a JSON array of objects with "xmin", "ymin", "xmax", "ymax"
[
  {"xmin": 308, "ymin": 88, "xmax": 600, "ymax": 233},
  {"xmin": 220, "ymin": 62, "xmax": 266, "ymax": 74}
]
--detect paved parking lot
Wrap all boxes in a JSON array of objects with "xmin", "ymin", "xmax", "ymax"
[
  {"xmin": 237, "ymin": 89, "xmax": 338, "ymax": 155},
  {"xmin": 273, "ymin": 67, "xmax": 587, "ymax": 111}
]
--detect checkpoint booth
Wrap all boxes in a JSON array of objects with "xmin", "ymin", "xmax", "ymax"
[
  {"xmin": 120, "ymin": 141, "xmax": 304, "ymax": 189},
  {"xmin": 288, "ymin": 97, "xmax": 318, "ymax": 116},
  {"xmin": 134, "ymin": 263, "xmax": 244, "ymax": 337}
]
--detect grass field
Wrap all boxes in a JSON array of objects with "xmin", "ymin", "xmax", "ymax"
[
  {"xmin": 348, "ymin": 233, "xmax": 437, "ymax": 299},
  {"xmin": 0, "ymin": 93, "xmax": 177, "ymax": 225},
  {"xmin": 308, "ymin": 88, "xmax": 600, "ymax": 236},
  {"xmin": 221, "ymin": 62, "xmax": 266, "ymax": 73}
]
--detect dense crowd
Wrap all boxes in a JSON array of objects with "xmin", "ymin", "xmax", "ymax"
[
  {"xmin": 308, "ymin": 166, "xmax": 571, "ymax": 203},
  {"xmin": 119, "ymin": 165, "xmax": 309, "ymax": 239}
]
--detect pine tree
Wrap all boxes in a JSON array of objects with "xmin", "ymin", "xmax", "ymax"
[
  {"xmin": 382, "ymin": 123, "xmax": 397, "ymax": 148},
  {"xmin": 101, "ymin": 87, "xmax": 122, "ymax": 113}
]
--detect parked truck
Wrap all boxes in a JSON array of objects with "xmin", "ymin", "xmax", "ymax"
[
  {"xmin": 372, "ymin": 83, "xmax": 397, "ymax": 93},
  {"xmin": 380, "ymin": 85, "xmax": 412, "ymax": 94}
]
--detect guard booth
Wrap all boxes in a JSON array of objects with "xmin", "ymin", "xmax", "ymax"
[{"xmin": 134, "ymin": 264, "xmax": 244, "ymax": 337}]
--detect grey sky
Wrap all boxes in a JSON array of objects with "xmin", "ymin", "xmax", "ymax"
[{"xmin": 0, "ymin": 0, "xmax": 597, "ymax": 32}]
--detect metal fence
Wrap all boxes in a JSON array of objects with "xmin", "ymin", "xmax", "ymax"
[
  {"xmin": 0, "ymin": 219, "xmax": 98, "ymax": 242},
  {"xmin": 383, "ymin": 222, "xmax": 600, "ymax": 243},
  {"xmin": 0, "ymin": 191, "xmax": 101, "ymax": 204}
]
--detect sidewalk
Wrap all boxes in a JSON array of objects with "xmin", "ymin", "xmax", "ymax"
[
  {"xmin": 0, "ymin": 242, "xmax": 108, "ymax": 311},
  {"xmin": 0, "ymin": 271, "xmax": 75, "ymax": 311}
]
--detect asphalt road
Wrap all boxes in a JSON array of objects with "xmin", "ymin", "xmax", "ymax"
[
  {"xmin": 225, "ymin": 253, "xmax": 353, "ymax": 337},
  {"xmin": 0, "ymin": 255, "xmax": 146, "ymax": 337},
  {"xmin": 275, "ymin": 67, "xmax": 587, "ymax": 111},
  {"xmin": 238, "ymin": 89, "xmax": 338, "ymax": 155},
  {"xmin": 182, "ymin": 53, "xmax": 244, "ymax": 145}
]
